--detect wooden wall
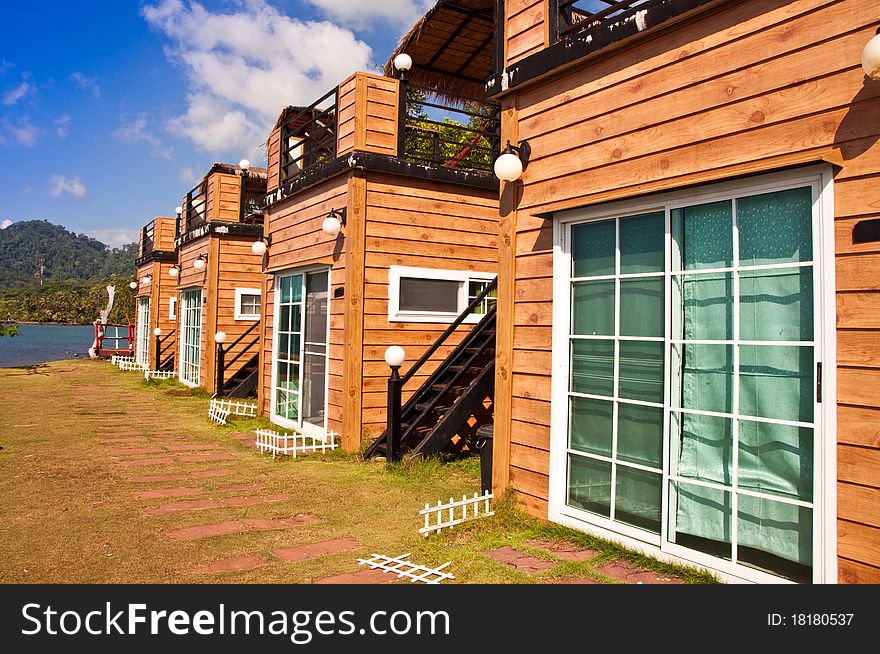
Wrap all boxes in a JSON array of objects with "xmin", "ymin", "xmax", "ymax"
[
  {"xmin": 259, "ymin": 175, "xmax": 350, "ymax": 442},
  {"xmin": 360, "ymin": 173, "xmax": 499, "ymax": 434},
  {"xmin": 153, "ymin": 216, "xmax": 177, "ymax": 250},
  {"xmin": 211, "ymin": 173, "xmax": 243, "ymax": 222},
  {"xmin": 497, "ymin": 0, "xmax": 880, "ymax": 582},
  {"xmin": 211, "ymin": 235, "xmax": 264, "ymax": 393},
  {"xmin": 151, "ymin": 260, "xmax": 179, "ymax": 367},
  {"xmin": 506, "ymin": 0, "xmax": 547, "ymax": 65},
  {"xmin": 266, "ymin": 72, "xmax": 400, "ymax": 190}
]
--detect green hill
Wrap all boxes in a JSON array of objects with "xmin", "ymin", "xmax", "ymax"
[
  {"xmin": 0, "ymin": 220, "xmax": 136, "ymax": 289},
  {"xmin": 0, "ymin": 220, "xmax": 137, "ymax": 324}
]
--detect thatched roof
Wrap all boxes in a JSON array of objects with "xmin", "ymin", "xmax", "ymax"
[
  {"xmin": 206, "ymin": 162, "xmax": 268, "ymax": 180},
  {"xmin": 384, "ymin": 0, "xmax": 494, "ymax": 101},
  {"xmin": 272, "ymin": 105, "xmax": 321, "ymax": 132}
]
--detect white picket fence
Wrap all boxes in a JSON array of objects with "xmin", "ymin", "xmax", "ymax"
[
  {"xmin": 144, "ymin": 369, "xmax": 176, "ymax": 380},
  {"xmin": 253, "ymin": 428, "xmax": 338, "ymax": 459},
  {"xmin": 419, "ymin": 492, "xmax": 495, "ymax": 538},
  {"xmin": 357, "ymin": 553, "xmax": 454, "ymax": 584},
  {"xmin": 210, "ymin": 398, "xmax": 258, "ymax": 418},
  {"xmin": 118, "ymin": 359, "xmax": 145, "ymax": 372},
  {"xmin": 208, "ymin": 403, "xmax": 231, "ymax": 425},
  {"xmin": 112, "ymin": 355, "xmax": 135, "ymax": 367}
]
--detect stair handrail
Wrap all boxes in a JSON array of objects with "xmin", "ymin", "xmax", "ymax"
[
  {"xmin": 216, "ymin": 320, "xmax": 261, "ymax": 395},
  {"xmin": 401, "ymin": 277, "xmax": 497, "ymax": 386}
]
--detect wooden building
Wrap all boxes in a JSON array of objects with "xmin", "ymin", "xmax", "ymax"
[
  {"xmin": 256, "ymin": 48, "xmax": 502, "ymax": 451},
  {"xmin": 175, "ymin": 163, "xmax": 267, "ymax": 395},
  {"xmin": 134, "ymin": 216, "xmax": 178, "ymax": 370},
  {"xmin": 486, "ymin": 0, "xmax": 880, "ymax": 583}
]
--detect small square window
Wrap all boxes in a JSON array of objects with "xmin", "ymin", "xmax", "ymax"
[
  {"xmin": 388, "ymin": 266, "xmax": 496, "ymax": 324},
  {"xmin": 235, "ymin": 288, "xmax": 261, "ymax": 320},
  {"xmin": 169, "ymin": 296, "xmax": 177, "ymax": 320}
]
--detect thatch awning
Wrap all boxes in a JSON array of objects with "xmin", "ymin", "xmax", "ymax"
[
  {"xmin": 206, "ymin": 162, "xmax": 268, "ymax": 181},
  {"xmin": 384, "ymin": 0, "xmax": 495, "ymax": 101}
]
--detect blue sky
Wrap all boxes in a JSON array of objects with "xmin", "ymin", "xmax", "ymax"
[{"xmin": 0, "ymin": 1, "xmax": 430, "ymax": 247}]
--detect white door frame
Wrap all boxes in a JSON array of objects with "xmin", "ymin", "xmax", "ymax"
[
  {"xmin": 270, "ymin": 265, "xmax": 332, "ymax": 439},
  {"xmin": 547, "ymin": 165, "xmax": 837, "ymax": 584},
  {"xmin": 178, "ymin": 287, "xmax": 203, "ymax": 388}
]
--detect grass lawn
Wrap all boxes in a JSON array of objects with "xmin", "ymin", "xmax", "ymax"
[{"xmin": 0, "ymin": 359, "xmax": 717, "ymax": 584}]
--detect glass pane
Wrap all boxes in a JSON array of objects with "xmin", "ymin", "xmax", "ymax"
[
  {"xmin": 572, "ymin": 281, "xmax": 615, "ymax": 336},
  {"xmin": 302, "ymin": 353, "xmax": 327, "ymax": 427},
  {"xmin": 279, "ymin": 305, "xmax": 291, "ymax": 333},
  {"xmin": 278, "ymin": 334, "xmax": 289, "ymax": 359},
  {"xmin": 617, "ymin": 403, "xmax": 663, "ymax": 467},
  {"xmin": 672, "ymin": 344, "xmax": 733, "ymax": 414},
  {"xmin": 739, "ymin": 345, "xmax": 813, "ymax": 423},
  {"xmin": 738, "ymin": 187, "xmax": 813, "ymax": 266},
  {"xmin": 291, "ymin": 304, "xmax": 302, "ymax": 334},
  {"xmin": 740, "ymin": 268, "xmax": 813, "ymax": 342},
  {"xmin": 276, "ymin": 360, "xmax": 289, "ymax": 385},
  {"xmin": 738, "ymin": 495, "xmax": 813, "ymax": 579},
  {"xmin": 620, "ymin": 212, "xmax": 664, "ymax": 274},
  {"xmin": 620, "ymin": 277, "xmax": 664, "ymax": 337},
  {"xmin": 615, "ymin": 466, "xmax": 662, "ymax": 533},
  {"xmin": 280, "ymin": 276, "xmax": 292, "ymax": 303},
  {"xmin": 672, "ymin": 201, "xmax": 733, "ymax": 271},
  {"xmin": 738, "ymin": 420, "xmax": 813, "ymax": 501},
  {"xmin": 305, "ymin": 272, "xmax": 329, "ymax": 344},
  {"xmin": 675, "ymin": 273, "xmax": 732, "ymax": 341},
  {"xmin": 618, "ymin": 341, "xmax": 664, "ymax": 403},
  {"xmin": 567, "ymin": 454, "xmax": 612, "ymax": 518},
  {"xmin": 399, "ymin": 278, "xmax": 459, "ymax": 312},
  {"xmin": 289, "ymin": 275, "xmax": 303, "ymax": 303},
  {"xmin": 671, "ymin": 482, "xmax": 732, "ymax": 561},
  {"xmin": 672, "ymin": 412, "xmax": 732, "ymax": 486},
  {"xmin": 570, "ymin": 339, "xmax": 614, "ymax": 397},
  {"xmin": 572, "ymin": 220, "xmax": 615, "ymax": 278},
  {"xmin": 569, "ymin": 396, "xmax": 613, "ymax": 457},
  {"xmin": 288, "ymin": 334, "xmax": 301, "ymax": 363}
]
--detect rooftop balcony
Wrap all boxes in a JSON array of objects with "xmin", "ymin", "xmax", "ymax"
[
  {"xmin": 136, "ymin": 216, "xmax": 177, "ymax": 266},
  {"xmin": 266, "ymin": 71, "xmax": 501, "ymax": 200}
]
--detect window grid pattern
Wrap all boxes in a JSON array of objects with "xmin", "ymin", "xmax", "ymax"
[
  {"xmin": 136, "ymin": 298, "xmax": 151, "ymax": 367},
  {"xmin": 180, "ymin": 289, "xmax": 202, "ymax": 386},
  {"xmin": 274, "ymin": 274, "xmax": 303, "ymax": 423}
]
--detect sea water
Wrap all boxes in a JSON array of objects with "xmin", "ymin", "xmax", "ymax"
[{"xmin": 0, "ymin": 324, "xmax": 96, "ymax": 367}]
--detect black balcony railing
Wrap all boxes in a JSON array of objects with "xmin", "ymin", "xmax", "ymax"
[
  {"xmin": 240, "ymin": 174, "xmax": 266, "ymax": 224},
  {"xmin": 551, "ymin": 0, "xmax": 660, "ymax": 43},
  {"xmin": 184, "ymin": 180, "xmax": 208, "ymax": 233},
  {"xmin": 399, "ymin": 83, "xmax": 501, "ymax": 174},
  {"xmin": 139, "ymin": 221, "xmax": 155, "ymax": 260},
  {"xmin": 279, "ymin": 87, "xmax": 339, "ymax": 185}
]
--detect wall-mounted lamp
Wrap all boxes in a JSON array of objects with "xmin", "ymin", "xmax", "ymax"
[
  {"xmin": 863, "ymin": 33, "xmax": 880, "ymax": 80},
  {"xmin": 494, "ymin": 140, "xmax": 531, "ymax": 182},
  {"xmin": 393, "ymin": 53, "xmax": 413, "ymax": 81},
  {"xmin": 322, "ymin": 208, "xmax": 347, "ymax": 237},
  {"xmin": 129, "ymin": 281, "xmax": 138, "ymax": 290},
  {"xmin": 141, "ymin": 275, "xmax": 152, "ymax": 285},
  {"xmin": 169, "ymin": 266, "xmax": 179, "ymax": 278},
  {"xmin": 193, "ymin": 254, "xmax": 207, "ymax": 271},
  {"xmin": 251, "ymin": 235, "xmax": 271, "ymax": 256}
]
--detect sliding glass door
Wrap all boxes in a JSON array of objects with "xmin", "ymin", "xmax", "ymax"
[
  {"xmin": 136, "ymin": 297, "xmax": 151, "ymax": 367},
  {"xmin": 555, "ymin": 171, "xmax": 828, "ymax": 583},
  {"xmin": 179, "ymin": 288, "xmax": 202, "ymax": 386},
  {"xmin": 273, "ymin": 269, "xmax": 329, "ymax": 433}
]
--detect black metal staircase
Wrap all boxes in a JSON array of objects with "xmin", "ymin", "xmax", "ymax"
[
  {"xmin": 216, "ymin": 321, "xmax": 260, "ymax": 398},
  {"xmin": 364, "ymin": 279, "xmax": 497, "ymax": 459}
]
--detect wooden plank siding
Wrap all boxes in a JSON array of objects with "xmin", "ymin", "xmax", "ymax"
[
  {"xmin": 497, "ymin": 0, "xmax": 880, "ymax": 582},
  {"xmin": 259, "ymin": 175, "xmax": 350, "ymax": 440},
  {"xmin": 211, "ymin": 173, "xmax": 244, "ymax": 222},
  {"xmin": 360, "ymin": 174, "xmax": 499, "ymax": 436},
  {"xmin": 506, "ymin": 0, "xmax": 546, "ymax": 65},
  {"xmin": 153, "ymin": 216, "xmax": 176, "ymax": 251}
]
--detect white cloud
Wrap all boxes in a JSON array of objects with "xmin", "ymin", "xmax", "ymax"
[
  {"xmin": 0, "ymin": 117, "xmax": 39, "ymax": 146},
  {"xmin": 70, "ymin": 72, "xmax": 100, "ymax": 98},
  {"xmin": 49, "ymin": 175, "xmax": 87, "ymax": 199},
  {"xmin": 3, "ymin": 81, "xmax": 33, "ymax": 106},
  {"xmin": 82, "ymin": 228, "xmax": 139, "ymax": 249},
  {"xmin": 305, "ymin": 0, "xmax": 432, "ymax": 30},
  {"xmin": 142, "ymin": 0, "xmax": 373, "ymax": 156},
  {"xmin": 21, "ymin": 185, "xmax": 32, "ymax": 195},
  {"xmin": 55, "ymin": 115, "xmax": 71, "ymax": 139},
  {"xmin": 0, "ymin": 219, "xmax": 12, "ymax": 229},
  {"xmin": 178, "ymin": 166, "xmax": 197, "ymax": 184},
  {"xmin": 112, "ymin": 114, "xmax": 172, "ymax": 159}
]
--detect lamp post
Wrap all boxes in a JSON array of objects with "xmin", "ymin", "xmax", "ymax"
[
  {"xmin": 384, "ymin": 345, "xmax": 406, "ymax": 462},
  {"xmin": 214, "ymin": 331, "xmax": 227, "ymax": 396},
  {"xmin": 153, "ymin": 327, "xmax": 162, "ymax": 371}
]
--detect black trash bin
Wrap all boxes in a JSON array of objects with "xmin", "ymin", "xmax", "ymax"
[{"xmin": 475, "ymin": 424, "xmax": 494, "ymax": 495}]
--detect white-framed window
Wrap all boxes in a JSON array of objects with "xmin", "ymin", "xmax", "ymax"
[
  {"xmin": 549, "ymin": 166, "xmax": 836, "ymax": 584},
  {"xmin": 179, "ymin": 288, "xmax": 202, "ymax": 387},
  {"xmin": 234, "ymin": 287, "xmax": 261, "ymax": 321},
  {"xmin": 388, "ymin": 266, "xmax": 497, "ymax": 323},
  {"xmin": 169, "ymin": 296, "xmax": 177, "ymax": 320},
  {"xmin": 135, "ymin": 297, "xmax": 151, "ymax": 367}
]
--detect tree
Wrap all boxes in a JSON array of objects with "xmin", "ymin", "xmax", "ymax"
[{"xmin": 0, "ymin": 324, "xmax": 17, "ymax": 337}]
